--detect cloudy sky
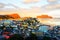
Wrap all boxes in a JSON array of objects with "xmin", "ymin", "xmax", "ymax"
[{"xmin": 0, "ymin": 0, "xmax": 60, "ymax": 18}]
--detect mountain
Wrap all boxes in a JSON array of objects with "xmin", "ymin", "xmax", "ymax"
[
  {"xmin": 0, "ymin": 13, "xmax": 20, "ymax": 19},
  {"xmin": 9, "ymin": 13, "xmax": 20, "ymax": 19},
  {"xmin": 37, "ymin": 15, "xmax": 53, "ymax": 19}
]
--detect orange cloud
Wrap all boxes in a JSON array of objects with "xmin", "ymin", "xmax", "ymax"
[{"xmin": 23, "ymin": 0, "xmax": 39, "ymax": 3}]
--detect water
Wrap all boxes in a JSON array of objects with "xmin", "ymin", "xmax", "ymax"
[{"xmin": 39, "ymin": 26, "xmax": 49, "ymax": 32}]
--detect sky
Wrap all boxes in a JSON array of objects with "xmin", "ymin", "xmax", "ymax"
[
  {"xmin": 0, "ymin": 0, "xmax": 48, "ymax": 8},
  {"xmin": 0, "ymin": 0, "xmax": 60, "ymax": 18}
]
